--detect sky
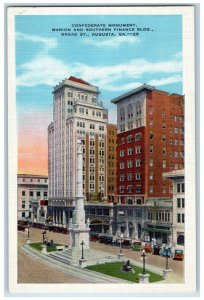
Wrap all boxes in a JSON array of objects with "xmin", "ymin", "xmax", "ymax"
[{"xmin": 16, "ymin": 14, "xmax": 182, "ymax": 175}]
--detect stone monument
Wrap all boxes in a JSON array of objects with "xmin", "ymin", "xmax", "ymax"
[{"xmin": 68, "ymin": 140, "xmax": 90, "ymax": 261}]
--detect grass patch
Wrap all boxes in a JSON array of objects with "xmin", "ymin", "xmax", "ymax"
[
  {"xmin": 86, "ymin": 262, "xmax": 163, "ymax": 283},
  {"xmin": 29, "ymin": 242, "xmax": 63, "ymax": 253}
]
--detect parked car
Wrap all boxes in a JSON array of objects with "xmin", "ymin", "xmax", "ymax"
[
  {"xmin": 131, "ymin": 241, "xmax": 142, "ymax": 251},
  {"xmin": 121, "ymin": 239, "xmax": 132, "ymax": 249},
  {"xmin": 143, "ymin": 243, "xmax": 153, "ymax": 252},
  {"xmin": 99, "ymin": 235, "xmax": 113, "ymax": 244},
  {"xmin": 89, "ymin": 234, "xmax": 100, "ymax": 241},
  {"xmin": 174, "ymin": 249, "xmax": 184, "ymax": 261},
  {"xmin": 152, "ymin": 244, "xmax": 162, "ymax": 255}
]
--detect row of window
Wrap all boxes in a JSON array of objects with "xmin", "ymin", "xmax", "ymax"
[
  {"xmin": 147, "ymin": 211, "xmax": 171, "ymax": 222},
  {"xmin": 22, "ymin": 190, "xmax": 47, "ymax": 197},
  {"xmin": 120, "ymin": 173, "xmax": 142, "ymax": 181},
  {"xmin": 119, "ymin": 133, "xmax": 142, "ymax": 144},
  {"xmin": 119, "ymin": 185, "xmax": 142, "ymax": 193},
  {"xmin": 67, "ymin": 91, "xmax": 97, "ymax": 103},
  {"xmin": 119, "ymin": 103, "xmax": 142, "ymax": 121},
  {"xmin": 119, "ymin": 185, "xmax": 172, "ymax": 194},
  {"xmin": 20, "ymin": 178, "xmax": 47, "ymax": 183},
  {"xmin": 76, "ymin": 122, "xmax": 105, "ymax": 131}
]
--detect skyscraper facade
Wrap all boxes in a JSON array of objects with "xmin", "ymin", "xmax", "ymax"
[{"xmin": 48, "ymin": 76, "xmax": 108, "ymax": 202}]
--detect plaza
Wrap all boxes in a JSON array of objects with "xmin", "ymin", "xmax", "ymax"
[{"xmin": 18, "ymin": 227, "xmax": 184, "ymax": 284}]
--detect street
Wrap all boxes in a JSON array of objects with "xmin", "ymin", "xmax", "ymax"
[{"xmin": 18, "ymin": 227, "xmax": 184, "ymax": 283}]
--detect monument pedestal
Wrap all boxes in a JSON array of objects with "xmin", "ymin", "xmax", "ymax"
[
  {"xmin": 163, "ymin": 269, "xmax": 172, "ymax": 279},
  {"xmin": 26, "ymin": 238, "xmax": 31, "ymax": 244},
  {"xmin": 41, "ymin": 244, "xmax": 47, "ymax": 254},
  {"xmin": 79, "ymin": 258, "xmax": 87, "ymax": 267},
  {"xmin": 138, "ymin": 273, "xmax": 150, "ymax": 284}
]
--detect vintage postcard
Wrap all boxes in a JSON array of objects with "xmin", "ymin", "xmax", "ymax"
[{"xmin": 7, "ymin": 5, "xmax": 196, "ymax": 296}]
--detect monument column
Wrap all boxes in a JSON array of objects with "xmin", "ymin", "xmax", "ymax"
[{"xmin": 70, "ymin": 139, "xmax": 90, "ymax": 250}]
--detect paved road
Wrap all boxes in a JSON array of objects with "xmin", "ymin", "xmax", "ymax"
[
  {"xmin": 18, "ymin": 228, "xmax": 184, "ymax": 283},
  {"xmin": 18, "ymin": 229, "xmax": 88, "ymax": 283}
]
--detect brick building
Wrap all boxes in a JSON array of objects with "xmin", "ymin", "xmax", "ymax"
[
  {"xmin": 107, "ymin": 124, "xmax": 117, "ymax": 203},
  {"xmin": 112, "ymin": 84, "xmax": 184, "ymax": 205}
]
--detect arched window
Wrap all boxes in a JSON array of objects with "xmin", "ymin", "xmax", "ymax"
[{"xmin": 128, "ymin": 104, "xmax": 133, "ymax": 118}]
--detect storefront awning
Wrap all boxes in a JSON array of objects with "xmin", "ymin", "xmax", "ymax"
[{"xmin": 142, "ymin": 227, "xmax": 171, "ymax": 234}]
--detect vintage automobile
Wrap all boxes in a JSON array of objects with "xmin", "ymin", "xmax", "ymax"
[
  {"xmin": 143, "ymin": 243, "xmax": 153, "ymax": 252},
  {"xmin": 99, "ymin": 235, "xmax": 113, "ymax": 244},
  {"xmin": 121, "ymin": 239, "xmax": 132, "ymax": 249},
  {"xmin": 131, "ymin": 241, "xmax": 143, "ymax": 251},
  {"xmin": 152, "ymin": 244, "xmax": 162, "ymax": 255},
  {"xmin": 174, "ymin": 249, "xmax": 184, "ymax": 261},
  {"xmin": 89, "ymin": 233, "xmax": 100, "ymax": 241}
]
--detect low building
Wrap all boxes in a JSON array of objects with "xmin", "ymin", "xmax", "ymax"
[
  {"xmin": 17, "ymin": 174, "xmax": 48, "ymax": 222},
  {"xmin": 47, "ymin": 200, "xmax": 114, "ymax": 234},
  {"xmin": 164, "ymin": 169, "xmax": 185, "ymax": 250}
]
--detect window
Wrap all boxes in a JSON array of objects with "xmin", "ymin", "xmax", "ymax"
[
  {"xmin": 22, "ymin": 212, "xmax": 25, "ymax": 218},
  {"xmin": 150, "ymin": 185, "xmax": 153, "ymax": 193},
  {"xmin": 119, "ymin": 186, "xmax": 125, "ymax": 193},
  {"xmin": 149, "ymin": 172, "xmax": 153, "ymax": 180},
  {"xmin": 149, "ymin": 119, "xmax": 153, "ymax": 126},
  {"xmin": 127, "ymin": 186, "xmax": 133, "ymax": 193},
  {"xmin": 127, "ymin": 148, "xmax": 133, "ymax": 155},
  {"xmin": 162, "ymin": 135, "xmax": 166, "ymax": 142},
  {"xmin": 162, "ymin": 148, "xmax": 166, "ymax": 155},
  {"xmin": 177, "ymin": 214, "xmax": 181, "ymax": 223},
  {"xmin": 29, "ymin": 191, "xmax": 33, "ymax": 197},
  {"xmin": 182, "ymin": 214, "xmax": 185, "ymax": 223},
  {"xmin": 120, "ymin": 162, "xmax": 125, "ymax": 169},
  {"xmin": 177, "ymin": 183, "xmax": 181, "ymax": 193},
  {"xmin": 127, "ymin": 173, "xmax": 133, "ymax": 181},
  {"xmin": 136, "ymin": 185, "xmax": 141, "ymax": 193},
  {"xmin": 150, "ymin": 132, "xmax": 154, "ymax": 140},
  {"xmin": 136, "ymin": 172, "xmax": 141, "ymax": 180},
  {"xmin": 177, "ymin": 198, "xmax": 181, "ymax": 208},
  {"xmin": 149, "ymin": 159, "xmax": 153, "ymax": 167},
  {"xmin": 136, "ymin": 159, "xmax": 141, "ymax": 167},
  {"xmin": 177, "ymin": 234, "xmax": 184, "ymax": 245},
  {"xmin": 120, "ymin": 174, "xmax": 125, "ymax": 181},
  {"xmin": 127, "ymin": 135, "xmax": 133, "ymax": 143},
  {"xmin": 182, "ymin": 198, "xmax": 185, "ymax": 208},
  {"xmin": 162, "ymin": 122, "xmax": 166, "ymax": 129},
  {"xmin": 136, "ymin": 146, "xmax": 141, "ymax": 154},
  {"xmin": 22, "ymin": 191, "xmax": 25, "ymax": 196},
  {"xmin": 135, "ymin": 133, "xmax": 142, "ymax": 141},
  {"xmin": 162, "ymin": 186, "xmax": 166, "ymax": 193},
  {"xmin": 127, "ymin": 160, "xmax": 133, "ymax": 168},
  {"xmin": 44, "ymin": 192, "xmax": 47, "ymax": 197},
  {"xmin": 22, "ymin": 201, "xmax": 25, "ymax": 209},
  {"xmin": 37, "ymin": 191, "xmax": 41, "ymax": 197},
  {"xmin": 182, "ymin": 183, "xmax": 185, "ymax": 193},
  {"xmin": 162, "ymin": 160, "xmax": 166, "ymax": 169},
  {"xmin": 150, "ymin": 145, "xmax": 153, "ymax": 153}
]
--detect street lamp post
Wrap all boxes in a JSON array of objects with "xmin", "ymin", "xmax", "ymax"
[
  {"xmin": 27, "ymin": 224, "xmax": 30, "ymax": 239},
  {"xmin": 42, "ymin": 229, "xmax": 46, "ymax": 244},
  {"xmin": 141, "ymin": 249, "xmax": 146, "ymax": 275},
  {"xmin": 81, "ymin": 240, "xmax": 85, "ymax": 260},
  {"xmin": 120, "ymin": 233, "xmax": 123, "ymax": 254}
]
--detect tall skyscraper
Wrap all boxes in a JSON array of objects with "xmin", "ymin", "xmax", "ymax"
[
  {"xmin": 111, "ymin": 84, "xmax": 184, "ymax": 205},
  {"xmin": 48, "ymin": 76, "xmax": 108, "ymax": 202}
]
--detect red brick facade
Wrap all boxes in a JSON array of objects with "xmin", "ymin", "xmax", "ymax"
[{"xmin": 114, "ymin": 86, "xmax": 184, "ymax": 204}]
